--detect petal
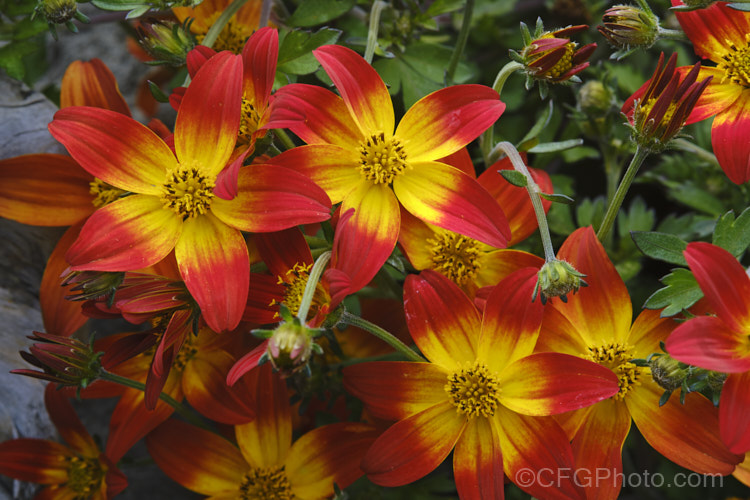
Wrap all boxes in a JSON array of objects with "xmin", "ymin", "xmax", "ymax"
[
  {"xmin": 499, "ymin": 353, "xmax": 620, "ymax": 416},
  {"xmin": 313, "ymin": 45, "xmax": 394, "ymax": 136},
  {"xmin": 175, "ymin": 212, "xmax": 249, "ymax": 332},
  {"xmin": 395, "ymin": 161, "xmax": 510, "ymax": 248},
  {"xmin": 673, "ymin": 0, "xmax": 750, "ymax": 61},
  {"xmin": 478, "ymin": 268, "xmax": 545, "ymax": 372},
  {"xmin": 536, "ymin": 304, "xmax": 589, "ymax": 355},
  {"xmin": 437, "ymin": 146, "xmax": 476, "ymax": 178},
  {"xmin": 681, "ymin": 67, "xmax": 740, "ymax": 124},
  {"xmin": 242, "ymin": 274, "xmax": 284, "ymax": 324},
  {"xmin": 667, "ymin": 315, "xmax": 750, "ymax": 373},
  {"xmin": 0, "ymin": 154, "xmax": 94, "ymax": 226},
  {"xmin": 628, "ymin": 308, "xmax": 676, "ymax": 359},
  {"xmin": 146, "ymin": 419, "xmax": 246, "ymax": 496},
  {"xmin": 552, "ymin": 227, "xmax": 632, "ymax": 345},
  {"xmin": 49, "ymin": 107, "xmax": 175, "ymax": 194},
  {"xmin": 286, "ymin": 423, "xmax": 380, "ymax": 498},
  {"xmin": 260, "ymin": 145, "xmax": 361, "ymax": 204},
  {"xmin": 397, "ymin": 207, "xmax": 438, "ymax": 270},
  {"xmin": 66, "ymin": 195, "xmax": 182, "ymax": 271},
  {"xmin": 475, "ymin": 249, "xmax": 545, "ymax": 289},
  {"xmin": 235, "ymin": 364, "xmax": 292, "ymax": 468},
  {"xmin": 361, "ymin": 401, "xmax": 466, "ymax": 487},
  {"xmin": 628, "ymin": 377, "xmax": 742, "ymax": 473},
  {"xmin": 720, "ymin": 371, "xmax": 750, "ymax": 454},
  {"xmin": 267, "ymin": 84, "xmax": 362, "ymax": 148},
  {"xmin": 343, "ymin": 361, "xmax": 449, "ymax": 421},
  {"xmin": 212, "ymin": 164, "xmax": 332, "ymax": 233},
  {"xmin": 242, "ymin": 27, "xmax": 278, "ymax": 112},
  {"xmin": 0, "ymin": 439, "xmax": 70, "ymax": 484},
  {"xmin": 453, "ymin": 417, "xmax": 504, "ymax": 500},
  {"xmin": 44, "ymin": 384, "xmax": 98, "ymax": 456},
  {"xmin": 404, "ymin": 270, "xmax": 481, "ymax": 370},
  {"xmin": 397, "ymin": 85, "xmax": 505, "ymax": 162},
  {"xmin": 255, "ymin": 228, "xmax": 312, "ymax": 277},
  {"xmin": 711, "ymin": 90, "xmax": 750, "ymax": 185},
  {"xmin": 175, "ymin": 51, "xmax": 243, "ymax": 175},
  {"xmin": 60, "ymin": 59, "xmax": 131, "ymax": 115},
  {"xmin": 226, "ymin": 340, "xmax": 269, "ymax": 386}
]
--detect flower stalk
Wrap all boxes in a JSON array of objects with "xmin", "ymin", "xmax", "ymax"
[{"xmin": 339, "ymin": 311, "xmax": 426, "ymax": 362}]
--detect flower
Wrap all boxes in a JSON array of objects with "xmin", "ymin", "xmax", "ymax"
[
  {"xmin": 598, "ymin": 4, "xmax": 659, "ymax": 50},
  {"xmin": 517, "ymin": 22, "xmax": 597, "ymax": 85},
  {"xmin": 48, "ymin": 51, "xmax": 332, "ymax": 333},
  {"xmin": 535, "ymin": 227, "xmax": 742, "ymax": 499},
  {"xmin": 670, "ymin": 0, "xmax": 750, "ymax": 184},
  {"xmin": 172, "ymin": 0, "xmax": 266, "ymax": 54},
  {"xmin": 665, "ymin": 242, "xmax": 750, "ymax": 454},
  {"xmin": 0, "ymin": 384, "xmax": 127, "ymax": 499},
  {"xmin": 344, "ymin": 269, "xmax": 620, "ymax": 499},
  {"xmin": 137, "ymin": 18, "xmax": 196, "ymax": 66},
  {"xmin": 265, "ymin": 44, "xmax": 511, "ymax": 288}
]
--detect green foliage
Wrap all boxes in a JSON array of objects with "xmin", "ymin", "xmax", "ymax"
[
  {"xmin": 644, "ymin": 268, "xmax": 702, "ymax": 316},
  {"xmin": 712, "ymin": 207, "xmax": 750, "ymax": 258},
  {"xmin": 287, "ymin": 0, "xmax": 355, "ymax": 27},
  {"xmin": 277, "ymin": 27, "xmax": 342, "ymax": 75},
  {"xmin": 631, "ymin": 231, "xmax": 688, "ymax": 266}
]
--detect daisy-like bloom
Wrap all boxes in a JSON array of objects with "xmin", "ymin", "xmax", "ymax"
[
  {"xmin": 173, "ymin": 0, "xmax": 265, "ymax": 54},
  {"xmin": 344, "ymin": 269, "xmax": 621, "ymax": 499},
  {"xmin": 146, "ymin": 364, "xmax": 379, "ymax": 499},
  {"xmin": 535, "ymin": 227, "xmax": 742, "ymax": 500},
  {"xmin": 519, "ymin": 24, "xmax": 597, "ymax": 84},
  {"xmin": 265, "ymin": 44, "xmax": 511, "ymax": 285},
  {"xmin": 48, "ymin": 51, "xmax": 332, "ymax": 333},
  {"xmin": 0, "ymin": 384, "xmax": 127, "ymax": 499},
  {"xmin": 665, "ymin": 242, "xmax": 750, "ymax": 454},
  {"xmin": 671, "ymin": 0, "xmax": 750, "ymax": 183}
]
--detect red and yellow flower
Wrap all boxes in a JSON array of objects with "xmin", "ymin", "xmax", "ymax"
[
  {"xmin": 672, "ymin": 0, "xmax": 750, "ymax": 184},
  {"xmin": 536, "ymin": 227, "xmax": 742, "ymax": 499},
  {"xmin": 173, "ymin": 0, "xmax": 266, "ymax": 54},
  {"xmin": 48, "ymin": 51, "xmax": 332, "ymax": 333},
  {"xmin": 665, "ymin": 242, "xmax": 750, "ymax": 454},
  {"xmin": 344, "ymin": 269, "xmax": 620, "ymax": 499}
]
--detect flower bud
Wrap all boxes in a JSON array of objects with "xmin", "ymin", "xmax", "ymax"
[
  {"xmin": 649, "ymin": 353, "xmax": 687, "ymax": 391},
  {"xmin": 267, "ymin": 321, "xmax": 314, "ymax": 375},
  {"xmin": 13, "ymin": 332, "xmax": 102, "ymax": 389},
  {"xmin": 533, "ymin": 259, "xmax": 588, "ymax": 304},
  {"xmin": 598, "ymin": 5, "xmax": 659, "ymax": 50},
  {"xmin": 36, "ymin": 0, "xmax": 77, "ymax": 24},
  {"xmin": 137, "ymin": 18, "xmax": 196, "ymax": 66},
  {"xmin": 62, "ymin": 269, "xmax": 125, "ymax": 303},
  {"xmin": 578, "ymin": 80, "xmax": 614, "ymax": 114},
  {"xmin": 517, "ymin": 22, "xmax": 597, "ymax": 85}
]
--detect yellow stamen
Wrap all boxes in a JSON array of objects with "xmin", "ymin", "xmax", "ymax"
[
  {"xmin": 239, "ymin": 465, "xmax": 295, "ymax": 500},
  {"xmin": 89, "ymin": 178, "xmax": 126, "ymax": 208},
  {"xmin": 160, "ymin": 165, "xmax": 215, "ymax": 219},
  {"xmin": 427, "ymin": 231, "xmax": 482, "ymax": 286},
  {"xmin": 358, "ymin": 132, "xmax": 409, "ymax": 185},
  {"xmin": 584, "ymin": 342, "xmax": 641, "ymax": 401},
  {"xmin": 65, "ymin": 455, "xmax": 104, "ymax": 498},
  {"xmin": 718, "ymin": 34, "xmax": 750, "ymax": 87},
  {"xmin": 445, "ymin": 361, "xmax": 501, "ymax": 418}
]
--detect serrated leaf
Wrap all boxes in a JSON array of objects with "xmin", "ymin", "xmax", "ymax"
[
  {"xmin": 527, "ymin": 139, "xmax": 584, "ymax": 154},
  {"xmin": 576, "ymin": 197, "xmax": 606, "ymax": 229},
  {"xmin": 644, "ymin": 268, "xmax": 702, "ymax": 317},
  {"xmin": 499, "ymin": 170, "xmax": 527, "ymax": 187},
  {"xmin": 631, "ymin": 231, "xmax": 688, "ymax": 266},
  {"xmin": 539, "ymin": 192, "xmax": 574, "ymax": 204},
  {"xmin": 287, "ymin": 0, "xmax": 355, "ymax": 27},
  {"xmin": 277, "ymin": 28, "xmax": 341, "ymax": 75},
  {"xmin": 712, "ymin": 207, "xmax": 750, "ymax": 258}
]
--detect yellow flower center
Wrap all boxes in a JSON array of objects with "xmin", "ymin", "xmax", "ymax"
[
  {"xmin": 194, "ymin": 14, "xmax": 251, "ymax": 54},
  {"xmin": 270, "ymin": 262, "xmax": 329, "ymax": 319},
  {"xmin": 428, "ymin": 232, "xmax": 482, "ymax": 286},
  {"xmin": 535, "ymin": 34, "xmax": 575, "ymax": 79},
  {"xmin": 584, "ymin": 342, "xmax": 641, "ymax": 401},
  {"xmin": 239, "ymin": 97, "xmax": 262, "ymax": 143},
  {"xmin": 445, "ymin": 361, "xmax": 501, "ymax": 418},
  {"xmin": 89, "ymin": 178, "xmax": 126, "ymax": 208},
  {"xmin": 173, "ymin": 336, "xmax": 198, "ymax": 371},
  {"xmin": 358, "ymin": 132, "xmax": 408, "ymax": 185},
  {"xmin": 65, "ymin": 455, "xmax": 104, "ymax": 499},
  {"xmin": 718, "ymin": 33, "xmax": 750, "ymax": 88},
  {"xmin": 160, "ymin": 165, "xmax": 215, "ymax": 219},
  {"xmin": 239, "ymin": 465, "xmax": 295, "ymax": 500}
]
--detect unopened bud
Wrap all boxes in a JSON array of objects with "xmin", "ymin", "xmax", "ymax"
[
  {"xmin": 598, "ymin": 5, "xmax": 659, "ymax": 50},
  {"xmin": 578, "ymin": 80, "xmax": 614, "ymax": 114},
  {"xmin": 649, "ymin": 353, "xmax": 687, "ymax": 391},
  {"xmin": 13, "ymin": 331, "xmax": 102, "ymax": 389},
  {"xmin": 36, "ymin": 0, "xmax": 77, "ymax": 24},
  {"xmin": 137, "ymin": 18, "xmax": 196, "ymax": 66},
  {"xmin": 268, "ymin": 321, "xmax": 313, "ymax": 373},
  {"xmin": 533, "ymin": 259, "xmax": 588, "ymax": 304},
  {"xmin": 62, "ymin": 269, "xmax": 124, "ymax": 303}
]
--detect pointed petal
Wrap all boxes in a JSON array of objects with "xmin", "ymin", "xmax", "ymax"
[
  {"xmin": 255, "ymin": 227, "xmax": 312, "ymax": 277},
  {"xmin": 212, "ymin": 164, "xmax": 331, "ymax": 232},
  {"xmin": 711, "ymin": 90, "xmax": 750, "ymax": 185},
  {"xmin": 175, "ymin": 52, "xmax": 243, "ymax": 175},
  {"xmin": 146, "ymin": 419, "xmax": 246, "ymax": 496},
  {"xmin": 396, "ymin": 85, "xmax": 505, "ymax": 162},
  {"xmin": 404, "ymin": 270, "xmax": 481, "ymax": 370},
  {"xmin": 673, "ymin": 0, "xmax": 750, "ymax": 61},
  {"xmin": 235, "ymin": 364, "xmax": 292, "ymax": 468},
  {"xmin": 397, "ymin": 207, "xmax": 438, "ymax": 270},
  {"xmin": 175, "ymin": 212, "xmax": 249, "ymax": 332},
  {"xmin": 60, "ymin": 59, "xmax": 130, "ymax": 115},
  {"xmin": 343, "ymin": 361, "xmax": 449, "ymax": 421},
  {"xmin": 0, "ymin": 154, "xmax": 94, "ymax": 226},
  {"xmin": 49, "ymin": 107, "xmax": 175, "ymax": 194},
  {"xmin": 267, "ymin": 84, "xmax": 362, "ymax": 148},
  {"xmin": 476, "ymin": 249, "xmax": 544, "ymax": 289},
  {"xmin": 628, "ymin": 378, "xmax": 742, "ymax": 473},
  {"xmin": 0, "ymin": 439, "xmax": 70, "ymax": 483},
  {"xmin": 226, "ymin": 340, "xmax": 269, "ymax": 386},
  {"xmin": 438, "ymin": 147, "xmax": 476, "ymax": 178},
  {"xmin": 395, "ymin": 161, "xmax": 510, "ymax": 248},
  {"xmin": 667, "ymin": 315, "xmax": 750, "ymax": 373},
  {"xmin": 361, "ymin": 401, "xmax": 466, "ymax": 487},
  {"xmin": 242, "ymin": 27, "xmax": 278, "ymax": 112},
  {"xmin": 286, "ymin": 423, "xmax": 380, "ymax": 498},
  {"xmin": 44, "ymin": 384, "xmax": 98, "ymax": 456},
  {"xmin": 628, "ymin": 308, "xmax": 676, "ymax": 359},
  {"xmin": 479, "ymin": 268, "xmax": 544, "ymax": 372},
  {"xmin": 499, "ymin": 352, "xmax": 619, "ymax": 416},
  {"xmin": 243, "ymin": 274, "xmax": 284, "ymax": 324},
  {"xmin": 720, "ymin": 371, "xmax": 750, "ymax": 454},
  {"xmin": 680, "ymin": 67, "xmax": 739, "ymax": 124},
  {"xmin": 453, "ymin": 417, "xmax": 504, "ymax": 500},
  {"xmin": 66, "ymin": 195, "xmax": 182, "ymax": 271},
  {"xmin": 313, "ymin": 45, "xmax": 394, "ymax": 136},
  {"xmin": 536, "ymin": 303, "xmax": 589, "ymax": 355}
]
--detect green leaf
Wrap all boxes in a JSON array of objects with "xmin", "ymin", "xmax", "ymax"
[
  {"xmin": 499, "ymin": 170, "xmax": 527, "ymax": 187},
  {"xmin": 277, "ymin": 28, "xmax": 341, "ymax": 75},
  {"xmin": 539, "ymin": 192, "xmax": 575, "ymax": 205},
  {"xmin": 287, "ymin": 0, "xmax": 355, "ymax": 27},
  {"xmin": 644, "ymin": 269, "xmax": 703, "ymax": 317},
  {"xmin": 0, "ymin": 39, "xmax": 39, "ymax": 80},
  {"xmin": 527, "ymin": 139, "xmax": 584, "ymax": 154},
  {"xmin": 425, "ymin": 0, "xmax": 464, "ymax": 16},
  {"xmin": 576, "ymin": 197, "xmax": 606, "ymax": 229},
  {"xmin": 727, "ymin": 3, "xmax": 750, "ymax": 11},
  {"xmin": 91, "ymin": 0, "xmax": 146, "ymax": 11},
  {"xmin": 148, "ymin": 81, "xmax": 170, "ymax": 103},
  {"xmin": 518, "ymin": 100, "xmax": 553, "ymax": 146},
  {"xmin": 631, "ymin": 231, "xmax": 688, "ymax": 266},
  {"xmin": 712, "ymin": 207, "xmax": 750, "ymax": 258}
]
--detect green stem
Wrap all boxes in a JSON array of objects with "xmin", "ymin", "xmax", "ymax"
[
  {"xmin": 492, "ymin": 141, "xmax": 556, "ymax": 261},
  {"xmin": 201, "ymin": 0, "xmax": 248, "ymax": 48},
  {"xmin": 602, "ymin": 144, "xmax": 624, "ymax": 205},
  {"xmin": 259, "ymin": 0, "xmax": 272, "ymax": 27},
  {"xmin": 100, "ymin": 370, "xmax": 213, "ymax": 433},
  {"xmin": 297, "ymin": 251, "xmax": 331, "ymax": 322},
  {"xmin": 596, "ymin": 146, "xmax": 650, "ymax": 241},
  {"xmin": 364, "ymin": 0, "xmax": 386, "ymax": 64},
  {"xmin": 481, "ymin": 61, "xmax": 524, "ymax": 163},
  {"xmin": 274, "ymin": 129, "xmax": 296, "ymax": 151},
  {"xmin": 445, "ymin": 0, "xmax": 474, "ymax": 85},
  {"xmin": 657, "ymin": 26, "xmax": 687, "ymax": 42},
  {"xmin": 340, "ymin": 311, "xmax": 426, "ymax": 362}
]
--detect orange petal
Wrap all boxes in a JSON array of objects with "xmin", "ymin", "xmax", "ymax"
[
  {"xmin": 681, "ymin": 67, "xmax": 740, "ymax": 124},
  {"xmin": 44, "ymin": 383, "xmax": 99, "ymax": 457},
  {"xmin": 0, "ymin": 438, "xmax": 70, "ymax": 484},
  {"xmin": 711, "ymin": 89, "xmax": 750, "ymax": 185},
  {"xmin": 536, "ymin": 304, "xmax": 589, "ymax": 355},
  {"xmin": 719, "ymin": 371, "xmax": 750, "ymax": 454},
  {"xmin": 60, "ymin": 59, "xmax": 130, "ymax": 115},
  {"xmin": 673, "ymin": 0, "xmax": 750, "ymax": 61},
  {"xmin": 397, "ymin": 207, "xmax": 438, "ymax": 271},
  {"xmin": 453, "ymin": 417, "xmax": 504, "ymax": 500},
  {"xmin": 242, "ymin": 27, "xmax": 277, "ymax": 113},
  {"xmin": 667, "ymin": 315, "xmax": 750, "ymax": 372},
  {"xmin": 475, "ymin": 249, "xmax": 544, "ymax": 289},
  {"xmin": 628, "ymin": 308, "xmax": 675, "ymax": 359}
]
